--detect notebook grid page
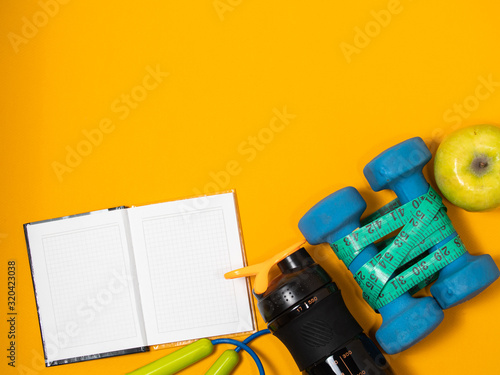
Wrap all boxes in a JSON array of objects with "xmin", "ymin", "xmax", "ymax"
[
  {"xmin": 141, "ymin": 208, "xmax": 239, "ymax": 333},
  {"xmin": 42, "ymin": 224, "xmax": 138, "ymax": 348}
]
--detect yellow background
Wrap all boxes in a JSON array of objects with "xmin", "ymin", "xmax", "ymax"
[{"xmin": 2, "ymin": 1, "xmax": 500, "ymax": 374}]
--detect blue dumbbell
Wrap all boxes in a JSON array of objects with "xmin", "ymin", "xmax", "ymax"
[
  {"xmin": 298, "ymin": 187, "xmax": 444, "ymax": 354},
  {"xmin": 363, "ymin": 137, "xmax": 500, "ymax": 309}
]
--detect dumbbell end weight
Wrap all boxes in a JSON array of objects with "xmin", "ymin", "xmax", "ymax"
[
  {"xmin": 363, "ymin": 137, "xmax": 431, "ymax": 201},
  {"xmin": 298, "ymin": 186, "xmax": 367, "ymax": 245},
  {"xmin": 430, "ymin": 253, "xmax": 500, "ymax": 309},
  {"xmin": 376, "ymin": 293, "xmax": 444, "ymax": 354}
]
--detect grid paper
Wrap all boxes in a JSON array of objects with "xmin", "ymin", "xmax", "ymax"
[
  {"xmin": 42, "ymin": 224, "xmax": 138, "ymax": 348},
  {"xmin": 141, "ymin": 208, "xmax": 240, "ymax": 333}
]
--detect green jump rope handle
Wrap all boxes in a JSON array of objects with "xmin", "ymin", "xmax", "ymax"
[
  {"xmin": 127, "ymin": 339, "xmax": 214, "ymax": 375},
  {"xmin": 205, "ymin": 350, "xmax": 240, "ymax": 375}
]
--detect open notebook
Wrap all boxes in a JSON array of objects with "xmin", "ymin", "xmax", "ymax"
[{"xmin": 24, "ymin": 192, "xmax": 255, "ymax": 366}]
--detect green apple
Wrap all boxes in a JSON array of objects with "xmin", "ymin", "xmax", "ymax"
[{"xmin": 434, "ymin": 124, "xmax": 500, "ymax": 212}]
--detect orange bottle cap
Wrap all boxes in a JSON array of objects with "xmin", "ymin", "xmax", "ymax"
[{"xmin": 224, "ymin": 239, "xmax": 307, "ymax": 294}]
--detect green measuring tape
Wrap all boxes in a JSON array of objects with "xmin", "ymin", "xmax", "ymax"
[{"xmin": 331, "ymin": 187, "xmax": 466, "ymax": 310}]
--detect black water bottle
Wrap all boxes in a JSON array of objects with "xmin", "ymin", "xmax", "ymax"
[{"xmin": 255, "ymin": 248, "xmax": 393, "ymax": 374}]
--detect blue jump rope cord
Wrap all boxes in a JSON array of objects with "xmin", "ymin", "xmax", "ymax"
[
  {"xmin": 238, "ymin": 329, "xmax": 272, "ymax": 352},
  {"xmin": 211, "ymin": 329, "xmax": 271, "ymax": 375}
]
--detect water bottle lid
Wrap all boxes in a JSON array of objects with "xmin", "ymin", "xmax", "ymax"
[{"xmin": 277, "ymin": 249, "xmax": 315, "ymax": 274}]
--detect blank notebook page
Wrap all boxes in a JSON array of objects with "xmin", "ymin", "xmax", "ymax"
[
  {"xmin": 128, "ymin": 192, "xmax": 254, "ymax": 345},
  {"xmin": 26, "ymin": 210, "xmax": 146, "ymax": 364}
]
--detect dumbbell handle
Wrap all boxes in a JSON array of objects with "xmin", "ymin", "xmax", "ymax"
[{"xmin": 392, "ymin": 173, "xmax": 429, "ymax": 204}]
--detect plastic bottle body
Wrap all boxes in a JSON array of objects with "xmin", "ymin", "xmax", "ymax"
[{"xmin": 304, "ymin": 334, "xmax": 392, "ymax": 375}]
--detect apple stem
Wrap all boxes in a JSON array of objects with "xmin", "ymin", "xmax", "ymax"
[{"xmin": 471, "ymin": 154, "xmax": 491, "ymax": 176}]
